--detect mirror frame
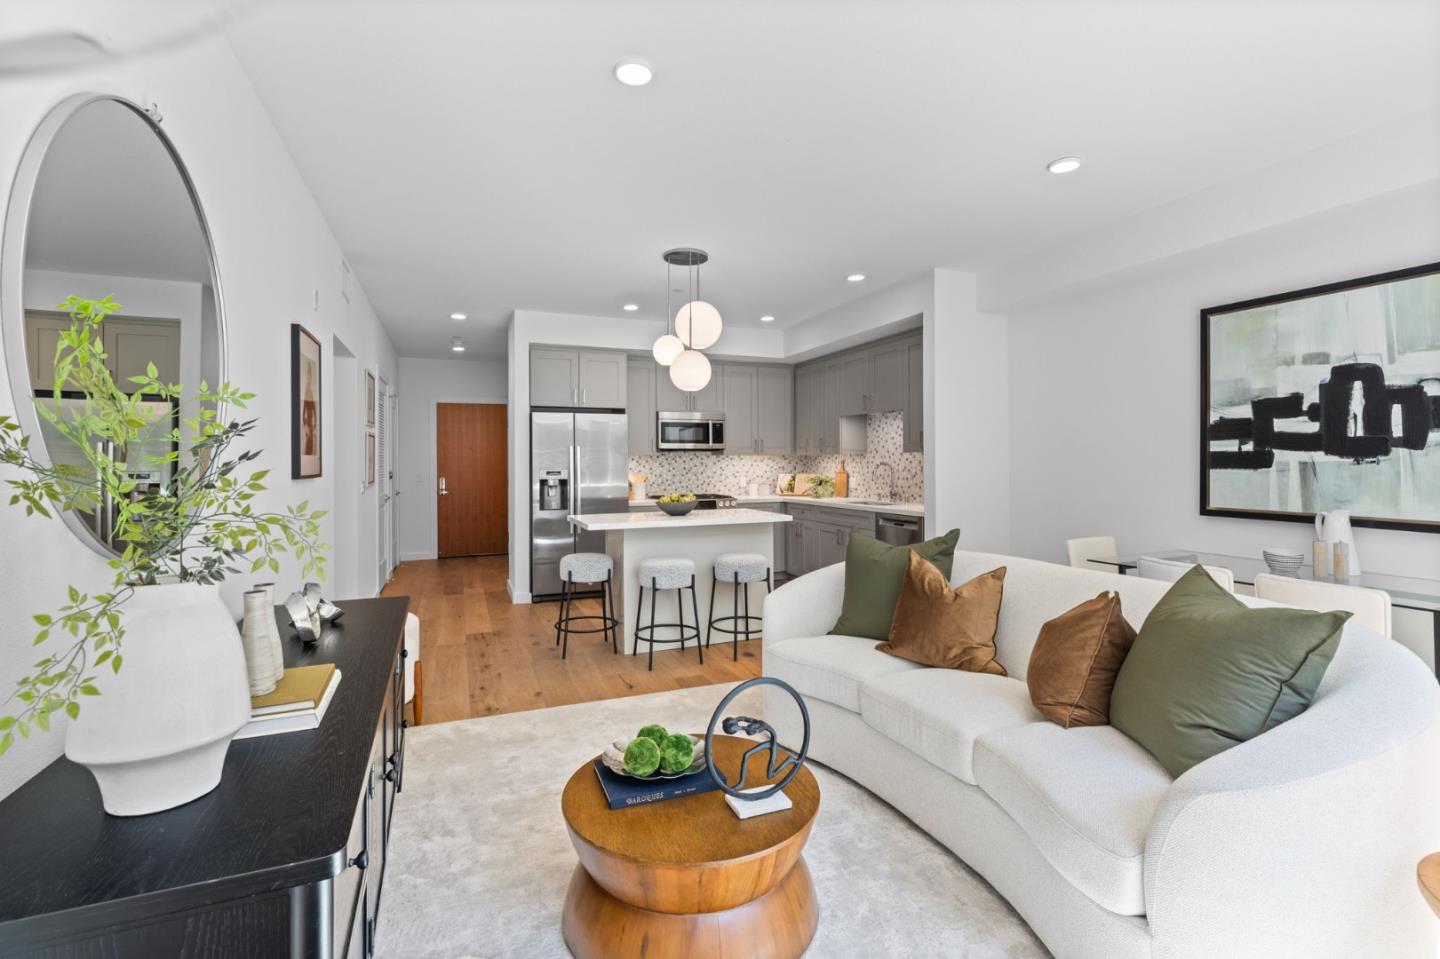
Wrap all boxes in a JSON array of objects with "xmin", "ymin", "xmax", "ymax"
[{"xmin": 0, "ymin": 92, "xmax": 229, "ymax": 559}]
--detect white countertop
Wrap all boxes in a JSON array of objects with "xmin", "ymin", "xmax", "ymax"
[
  {"xmin": 572, "ymin": 507, "xmax": 794, "ymax": 532},
  {"xmin": 628, "ymin": 495, "xmax": 924, "ymax": 518}
]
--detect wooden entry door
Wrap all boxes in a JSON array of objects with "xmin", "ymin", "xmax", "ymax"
[{"xmin": 437, "ymin": 403, "xmax": 508, "ymax": 557}]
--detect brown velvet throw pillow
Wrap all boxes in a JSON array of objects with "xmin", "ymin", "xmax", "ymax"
[
  {"xmin": 1027, "ymin": 591, "xmax": 1136, "ymax": 728},
  {"xmin": 877, "ymin": 551, "xmax": 1007, "ymax": 675}
]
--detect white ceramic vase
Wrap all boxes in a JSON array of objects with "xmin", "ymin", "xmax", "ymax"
[
  {"xmin": 241, "ymin": 589, "xmax": 279, "ymax": 696},
  {"xmin": 64, "ymin": 582, "xmax": 251, "ymax": 816},
  {"xmin": 253, "ymin": 581, "xmax": 286, "ymax": 684}
]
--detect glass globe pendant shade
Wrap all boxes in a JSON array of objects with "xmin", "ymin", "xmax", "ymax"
[
  {"xmin": 669, "ymin": 349, "xmax": 712, "ymax": 392},
  {"xmin": 675, "ymin": 300, "xmax": 723, "ymax": 350},
  {"xmin": 652, "ymin": 333, "xmax": 684, "ymax": 366}
]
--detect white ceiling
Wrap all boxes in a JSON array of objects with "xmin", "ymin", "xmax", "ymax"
[
  {"xmin": 224, "ymin": 0, "xmax": 1440, "ymax": 358},
  {"xmin": 27, "ymin": 98, "xmax": 211, "ymax": 285}
]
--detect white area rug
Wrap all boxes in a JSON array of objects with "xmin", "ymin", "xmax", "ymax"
[{"xmin": 378, "ymin": 683, "xmax": 1048, "ymax": 958}]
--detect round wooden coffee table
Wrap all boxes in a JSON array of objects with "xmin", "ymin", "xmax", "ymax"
[{"xmin": 561, "ymin": 734, "xmax": 820, "ymax": 958}]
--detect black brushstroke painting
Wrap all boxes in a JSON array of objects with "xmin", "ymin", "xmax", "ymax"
[{"xmin": 1208, "ymin": 361, "xmax": 1437, "ymax": 468}]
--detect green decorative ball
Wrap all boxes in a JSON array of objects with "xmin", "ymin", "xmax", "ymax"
[
  {"xmin": 623, "ymin": 737, "xmax": 661, "ymax": 777},
  {"xmin": 637, "ymin": 723, "xmax": 669, "ymax": 747},
  {"xmin": 659, "ymin": 733, "xmax": 695, "ymax": 774}
]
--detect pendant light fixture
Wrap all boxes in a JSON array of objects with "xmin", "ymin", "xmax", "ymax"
[{"xmin": 654, "ymin": 247, "xmax": 721, "ymax": 391}]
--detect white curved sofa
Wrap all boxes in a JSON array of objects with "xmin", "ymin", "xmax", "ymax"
[{"xmin": 762, "ymin": 550, "xmax": 1440, "ymax": 959}]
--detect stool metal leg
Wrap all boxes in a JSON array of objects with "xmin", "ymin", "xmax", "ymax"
[
  {"xmin": 604, "ymin": 572, "xmax": 617, "ymax": 654},
  {"xmin": 732, "ymin": 571, "xmax": 741, "ymax": 661},
  {"xmin": 560, "ymin": 574, "xmax": 574, "ymax": 660},
  {"xmin": 742, "ymin": 575, "xmax": 752, "ymax": 647},
  {"xmin": 705, "ymin": 571, "xmax": 718, "ymax": 649},
  {"xmin": 554, "ymin": 577, "xmax": 565, "ymax": 649},
  {"xmin": 677, "ymin": 585, "xmax": 686, "ymax": 651},
  {"xmin": 691, "ymin": 576, "xmax": 703, "ymax": 665},
  {"xmin": 648, "ymin": 577, "xmax": 659, "ymax": 671},
  {"xmin": 633, "ymin": 585, "xmax": 644, "ymax": 657}
]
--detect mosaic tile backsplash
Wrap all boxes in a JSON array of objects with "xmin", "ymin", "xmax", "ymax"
[{"xmin": 630, "ymin": 411, "xmax": 924, "ymax": 501}]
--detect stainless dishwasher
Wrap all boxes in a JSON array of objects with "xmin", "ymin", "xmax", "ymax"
[{"xmin": 876, "ymin": 514, "xmax": 921, "ymax": 546}]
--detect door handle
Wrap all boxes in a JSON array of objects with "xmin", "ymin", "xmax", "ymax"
[
  {"xmin": 438, "ymin": 476, "xmax": 448, "ymax": 496},
  {"xmin": 582, "ymin": 388, "xmax": 588, "ymax": 405}
]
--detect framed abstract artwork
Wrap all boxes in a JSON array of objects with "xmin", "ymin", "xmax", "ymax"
[
  {"xmin": 1201, "ymin": 261, "xmax": 1440, "ymax": 533},
  {"xmin": 291, "ymin": 324, "xmax": 323, "ymax": 479},
  {"xmin": 365, "ymin": 431, "xmax": 376, "ymax": 488},
  {"xmin": 365, "ymin": 369, "xmax": 376, "ymax": 428}
]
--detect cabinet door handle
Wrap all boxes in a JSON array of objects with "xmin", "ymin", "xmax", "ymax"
[{"xmin": 582, "ymin": 388, "xmax": 588, "ymax": 405}]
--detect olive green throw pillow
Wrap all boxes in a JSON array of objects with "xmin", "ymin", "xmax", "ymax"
[
  {"xmin": 1110, "ymin": 565, "xmax": 1348, "ymax": 778},
  {"xmin": 831, "ymin": 528, "xmax": 960, "ymax": 640}
]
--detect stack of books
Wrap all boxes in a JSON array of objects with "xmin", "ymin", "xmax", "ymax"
[
  {"xmin": 236, "ymin": 664, "xmax": 341, "ymax": 739},
  {"xmin": 592, "ymin": 759, "xmax": 720, "ymax": 810}
]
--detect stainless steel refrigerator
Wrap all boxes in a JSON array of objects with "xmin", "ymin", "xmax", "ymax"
[{"xmin": 530, "ymin": 411, "xmax": 628, "ymax": 599}]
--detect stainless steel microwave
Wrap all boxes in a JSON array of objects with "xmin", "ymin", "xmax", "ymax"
[{"xmin": 656, "ymin": 411, "xmax": 725, "ymax": 451}]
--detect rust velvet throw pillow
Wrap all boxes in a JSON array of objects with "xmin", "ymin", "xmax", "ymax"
[
  {"xmin": 877, "ymin": 551, "xmax": 1007, "ymax": 674},
  {"xmin": 1026, "ymin": 591, "xmax": 1137, "ymax": 728}
]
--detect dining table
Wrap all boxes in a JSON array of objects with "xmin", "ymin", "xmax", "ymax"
[{"xmin": 1093, "ymin": 549, "xmax": 1440, "ymax": 677}]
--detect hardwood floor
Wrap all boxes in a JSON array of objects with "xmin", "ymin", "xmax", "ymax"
[{"xmin": 381, "ymin": 555, "xmax": 762, "ymax": 724}]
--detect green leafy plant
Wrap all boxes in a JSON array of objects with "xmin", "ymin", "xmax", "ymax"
[{"xmin": 0, "ymin": 295, "xmax": 327, "ymax": 756}]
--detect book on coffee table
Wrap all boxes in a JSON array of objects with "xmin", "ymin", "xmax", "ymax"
[{"xmin": 592, "ymin": 759, "xmax": 720, "ymax": 810}]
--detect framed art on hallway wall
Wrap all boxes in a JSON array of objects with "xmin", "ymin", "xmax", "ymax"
[
  {"xmin": 1201, "ymin": 261, "xmax": 1440, "ymax": 533},
  {"xmin": 291, "ymin": 324, "xmax": 323, "ymax": 479},
  {"xmin": 365, "ymin": 431, "xmax": 376, "ymax": 488},
  {"xmin": 365, "ymin": 369, "xmax": 376, "ymax": 428}
]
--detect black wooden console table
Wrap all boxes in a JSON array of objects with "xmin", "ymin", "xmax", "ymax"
[{"xmin": 0, "ymin": 596, "xmax": 410, "ymax": 959}]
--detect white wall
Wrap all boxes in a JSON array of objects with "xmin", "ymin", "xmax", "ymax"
[
  {"xmin": 0, "ymin": 37, "xmax": 397, "ymax": 799},
  {"xmin": 1005, "ymin": 178, "xmax": 1440, "ymax": 662},
  {"xmin": 396, "ymin": 355, "xmax": 507, "ymax": 561}
]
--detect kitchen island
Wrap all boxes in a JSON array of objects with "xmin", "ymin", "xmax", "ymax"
[{"xmin": 570, "ymin": 508, "xmax": 792, "ymax": 655}]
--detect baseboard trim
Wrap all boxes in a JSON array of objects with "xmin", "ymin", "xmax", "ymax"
[
  {"xmin": 400, "ymin": 550, "xmax": 438, "ymax": 562},
  {"xmin": 506, "ymin": 579, "xmax": 531, "ymax": 604}
]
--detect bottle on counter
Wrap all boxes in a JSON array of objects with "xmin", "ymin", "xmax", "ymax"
[{"xmin": 835, "ymin": 458, "xmax": 849, "ymax": 498}]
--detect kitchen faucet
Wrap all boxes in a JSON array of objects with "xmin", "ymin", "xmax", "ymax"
[{"xmin": 874, "ymin": 461, "xmax": 897, "ymax": 503}]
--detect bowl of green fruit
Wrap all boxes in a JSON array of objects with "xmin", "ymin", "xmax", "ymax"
[
  {"xmin": 656, "ymin": 492, "xmax": 698, "ymax": 516},
  {"xmin": 601, "ymin": 723, "xmax": 708, "ymax": 779}
]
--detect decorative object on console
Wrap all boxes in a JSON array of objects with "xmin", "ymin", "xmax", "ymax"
[
  {"xmin": 603, "ymin": 726, "xmax": 708, "ymax": 779},
  {"xmin": 831, "ymin": 527, "xmax": 960, "ymax": 640},
  {"xmin": 1201, "ymin": 261, "xmax": 1440, "ymax": 533},
  {"xmin": 0, "ymin": 296, "xmax": 326, "ymax": 815},
  {"xmin": 304, "ymin": 581, "xmax": 345, "ymax": 623},
  {"xmin": 878, "ymin": 552, "xmax": 1006, "ymax": 674},
  {"xmin": 285, "ymin": 591, "xmax": 320, "ymax": 643},
  {"xmin": 1110, "ymin": 565, "xmax": 1348, "ymax": 777},
  {"xmin": 1315, "ymin": 509, "xmax": 1362, "ymax": 575},
  {"xmin": 1026, "ymin": 591, "xmax": 1136, "ymax": 727},
  {"xmin": 241, "ymin": 589, "xmax": 280, "ymax": 696},
  {"xmin": 290, "ymin": 323, "xmax": 323, "ymax": 479},
  {"xmin": 1261, "ymin": 548, "xmax": 1305, "ymax": 575},
  {"xmin": 252, "ymin": 581, "xmax": 286, "ymax": 684},
  {"xmin": 705, "ymin": 677, "xmax": 811, "ymax": 818}
]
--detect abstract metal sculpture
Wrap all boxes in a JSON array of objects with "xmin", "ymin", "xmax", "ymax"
[{"xmin": 705, "ymin": 677, "xmax": 810, "ymax": 802}]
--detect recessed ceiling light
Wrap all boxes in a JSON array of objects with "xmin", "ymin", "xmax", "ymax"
[
  {"xmin": 760, "ymin": 315, "xmax": 775, "ymax": 323},
  {"xmin": 622, "ymin": 303, "xmax": 639, "ymax": 311},
  {"xmin": 1047, "ymin": 156, "xmax": 1083, "ymax": 174},
  {"xmin": 614, "ymin": 59, "xmax": 653, "ymax": 87},
  {"xmin": 846, "ymin": 273, "xmax": 866, "ymax": 283},
  {"xmin": 451, "ymin": 337, "xmax": 465, "ymax": 353},
  {"xmin": 450, "ymin": 312, "xmax": 466, "ymax": 320}
]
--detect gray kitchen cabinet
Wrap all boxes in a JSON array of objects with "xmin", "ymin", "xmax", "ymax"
[
  {"xmin": 793, "ymin": 364, "xmax": 819, "ymax": 454},
  {"xmin": 838, "ymin": 351, "xmax": 870, "ymax": 417},
  {"xmin": 755, "ymin": 365, "xmax": 793, "ymax": 455},
  {"xmin": 28, "ymin": 312, "xmax": 183, "ymax": 391},
  {"xmin": 530, "ymin": 348, "xmax": 580, "ymax": 406},
  {"xmin": 869, "ymin": 340, "xmax": 908, "ymax": 413},
  {"xmin": 821, "ymin": 360, "xmax": 842, "ymax": 453},
  {"xmin": 904, "ymin": 334, "xmax": 924, "ymax": 451},
  {"xmin": 578, "ymin": 351, "xmax": 626, "ymax": 408},
  {"xmin": 655, "ymin": 362, "xmax": 723, "ymax": 413},
  {"xmin": 626, "ymin": 356, "xmax": 656, "ymax": 453},
  {"xmin": 787, "ymin": 514, "xmax": 804, "ymax": 575},
  {"xmin": 531, "ymin": 348, "xmax": 625, "ymax": 408},
  {"xmin": 722, "ymin": 364, "xmax": 757, "ymax": 453}
]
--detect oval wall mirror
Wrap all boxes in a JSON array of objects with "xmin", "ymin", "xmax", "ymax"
[{"xmin": 0, "ymin": 94, "xmax": 226, "ymax": 558}]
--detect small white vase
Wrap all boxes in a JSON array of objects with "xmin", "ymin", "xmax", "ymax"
[
  {"xmin": 64, "ymin": 582, "xmax": 251, "ymax": 816},
  {"xmin": 241, "ymin": 589, "xmax": 279, "ymax": 696},
  {"xmin": 253, "ymin": 581, "xmax": 286, "ymax": 684}
]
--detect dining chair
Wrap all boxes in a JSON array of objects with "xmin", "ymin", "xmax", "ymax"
[
  {"xmin": 1066, "ymin": 535, "xmax": 1118, "ymax": 571},
  {"xmin": 1253, "ymin": 573, "xmax": 1393, "ymax": 638},
  {"xmin": 1137, "ymin": 555, "xmax": 1236, "ymax": 592}
]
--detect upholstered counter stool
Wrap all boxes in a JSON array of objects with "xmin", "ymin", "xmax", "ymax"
[
  {"xmin": 634, "ymin": 558, "xmax": 702, "ymax": 671},
  {"xmin": 555, "ymin": 553, "xmax": 618, "ymax": 659},
  {"xmin": 706, "ymin": 552, "xmax": 771, "ymax": 660}
]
